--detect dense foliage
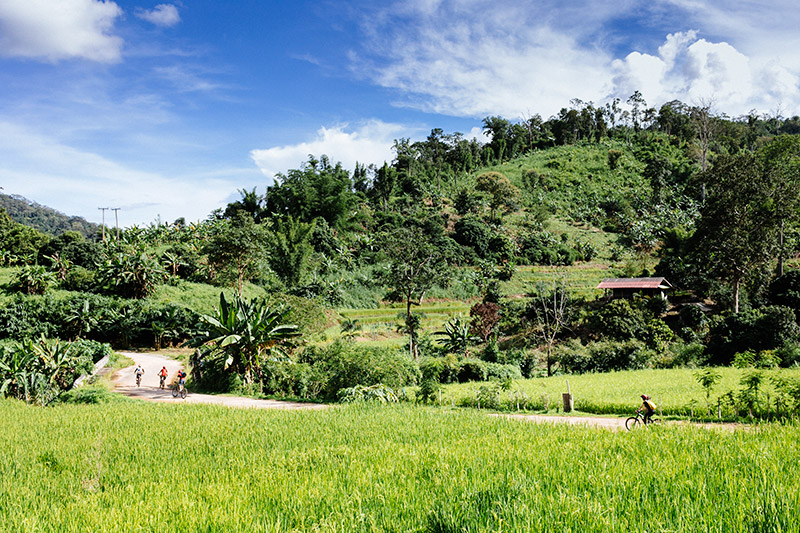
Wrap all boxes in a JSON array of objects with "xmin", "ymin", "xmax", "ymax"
[{"xmin": 4, "ymin": 92, "xmax": 800, "ymax": 401}]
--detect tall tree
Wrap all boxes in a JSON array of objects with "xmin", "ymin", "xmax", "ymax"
[
  {"xmin": 692, "ymin": 153, "xmax": 780, "ymax": 313},
  {"xmin": 266, "ymin": 216, "xmax": 316, "ymax": 288},
  {"xmin": 203, "ymin": 214, "xmax": 268, "ymax": 294},
  {"xmin": 758, "ymin": 135, "xmax": 800, "ymax": 276},
  {"xmin": 379, "ymin": 227, "xmax": 449, "ymax": 359}
]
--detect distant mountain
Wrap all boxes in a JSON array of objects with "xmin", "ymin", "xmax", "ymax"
[{"xmin": 0, "ymin": 194, "xmax": 100, "ymax": 238}]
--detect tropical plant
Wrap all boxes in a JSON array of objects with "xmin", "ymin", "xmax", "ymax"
[
  {"xmin": 13, "ymin": 265, "xmax": 56, "ymax": 295},
  {"xmin": 187, "ymin": 292, "xmax": 300, "ymax": 383},
  {"xmin": 97, "ymin": 244, "xmax": 168, "ymax": 299},
  {"xmin": 435, "ymin": 315, "xmax": 476, "ymax": 357}
]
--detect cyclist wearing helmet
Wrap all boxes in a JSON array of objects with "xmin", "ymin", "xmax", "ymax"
[{"xmin": 638, "ymin": 394, "xmax": 657, "ymax": 423}]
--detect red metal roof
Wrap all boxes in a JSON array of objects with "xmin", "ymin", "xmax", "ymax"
[{"xmin": 595, "ymin": 277, "xmax": 672, "ymax": 290}]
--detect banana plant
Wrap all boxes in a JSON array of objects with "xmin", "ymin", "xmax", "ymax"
[{"xmin": 187, "ymin": 292, "xmax": 300, "ymax": 382}]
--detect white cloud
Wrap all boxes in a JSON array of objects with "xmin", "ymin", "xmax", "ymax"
[
  {"xmin": 352, "ymin": 4, "xmax": 613, "ymax": 119},
  {"xmin": 0, "ymin": 0, "xmax": 123, "ymax": 62},
  {"xmin": 612, "ymin": 30, "xmax": 796, "ymax": 115},
  {"xmin": 351, "ymin": 1, "xmax": 800, "ymax": 118},
  {"xmin": 250, "ymin": 120, "xmax": 413, "ymax": 180},
  {"xmin": 136, "ymin": 4, "xmax": 180, "ymax": 28},
  {"xmin": 0, "ymin": 121, "xmax": 236, "ymax": 225}
]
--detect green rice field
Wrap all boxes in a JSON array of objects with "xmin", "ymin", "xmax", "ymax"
[
  {"xmin": 1, "ymin": 400, "xmax": 798, "ymax": 532},
  {"xmin": 437, "ymin": 366, "xmax": 800, "ymax": 417}
]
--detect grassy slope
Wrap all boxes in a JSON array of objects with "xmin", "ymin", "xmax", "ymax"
[{"xmin": 2, "ymin": 400, "xmax": 798, "ymax": 532}]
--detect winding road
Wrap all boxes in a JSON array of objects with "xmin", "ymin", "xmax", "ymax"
[{"xmin": 111, "ymin": 351, "xmax": 326, "ymax": 410}]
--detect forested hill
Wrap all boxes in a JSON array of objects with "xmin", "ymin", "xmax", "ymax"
[{"xmin": 0, "ymin": 194, "xmax": 99, "ymax": 238}]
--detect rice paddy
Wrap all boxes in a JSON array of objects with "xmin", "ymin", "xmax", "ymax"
[{"xmin": 1, "ymin": 400, "xmax": 798, "ymax": 532}]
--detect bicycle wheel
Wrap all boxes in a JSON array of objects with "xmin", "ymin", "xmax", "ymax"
[
  {"xmin": 172, "ymin": 386, "xmax": 179, "ymax": 398},
  {"xmin": 625, "ymin": 416, "xmax": 641, "ymax": 430},
  {"xmin": 180, "ymin": 389, "xmax": 187, "ymax": 399}
]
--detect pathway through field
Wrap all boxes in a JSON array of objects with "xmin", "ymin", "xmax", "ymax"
[
  {"xmin": 112, "ymin": 351, "xmax": 326, "ymax": 410},
  {"xmin": 112, "ymin": 352, "xmax": 741, "ymax": 428}
]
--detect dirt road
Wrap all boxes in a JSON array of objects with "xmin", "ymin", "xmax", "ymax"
[{"xmin": 112, "ymin": 351, "xmax": 326, "ymax": 410}]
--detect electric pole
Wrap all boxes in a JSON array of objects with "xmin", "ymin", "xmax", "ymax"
[
  {"xmin": 98, "ymin": 207, "xmax": 109, "ymax": 242},
  {"xmin": 111, "ymin": 207, "xmax": 121, "ymax": 239}
]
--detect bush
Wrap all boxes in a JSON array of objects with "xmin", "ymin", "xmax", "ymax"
[
  {"xmin": 338, "ymin": 383, "xmax": 400, "ymax": 403},
  {"xmin": 706, "ymin": 306, "xmax": 800, "ymax": 366},
  {"xmin": 558, "ymin": 339, "xmax": 654, "ymax": 374},
  {"xmin": 457, "ymin": 359, "xmax": 487, "ymax": 382},
  {"xmin": 419, "ymin": 355, "xmax": 460, "ymax": 384},
  {"xmin": 61, "ymin": 266, "xmax": 97, "ymax": 292},
  {"xmin": 588, "ymin": 299, "xmax": 648, "ymax": 341},
  {"xmin": 302, "ymin": 342, "xmax": 419, "ymax": 400},
  {"xmin": 484, "ymin": 362, "xmax": 522, "ymax": 381},
  {"xmin": 453, "ymin": 215, "xmax": 491, "ymax": 259},
  {"xmin": 768, "ymin": 270, "xmax": 800, "ymax": 310},
  {"xmin": 69, "ymin": 339, "xmax": 113, "ymax": 364}
]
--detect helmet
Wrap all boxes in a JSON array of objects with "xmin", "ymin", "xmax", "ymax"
[{"xmin": 641, "ymin": 394, "xmax": 649, "ymax": 400}]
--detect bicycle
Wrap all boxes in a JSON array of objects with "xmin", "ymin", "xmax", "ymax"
[
  {"xmin": 625, "ymin": 411, "xmax": 661, "ymax": 430},
  {"xmin": 171, "ymin": 382, "xmax": 187, "ymax": 399},
  {"xmin": 159, "ymin": 375, "xmax": 166, "ymax": 389},
  {"xmin": 135, "ymin": 373, "xmax": 142, "ymax": 387}
]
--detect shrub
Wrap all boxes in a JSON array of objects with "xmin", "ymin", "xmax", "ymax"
[
  {"xmin": 302, "ymin": 342, "xmax": 419, "ymax": 400},
  {"xmin": 558, "ymin": 339, "xmax": 654, "ymax": 374},
  {"xmin": 679, "ymin": 304, "xmax": 707, "ymax": 329},
  {"xmin": 457, "ymin": 359, "xmax": 487, "ymax": 382},
  {"xmin": 338, "ymin": 383, "xmax": 400, "ymax": 403},
  {"xmin": 453, "ymin": 215, "xmax": 491, "ymax": 259},
  {"xmin": 61, "ymin": 266, "xmax": 97, "ymax": 292},
  {"xmin": 484, "ymin": 362, "xmax": 522, "ymax": 381},
  {"xmin": 69, "ymin": 340, "xmax": 113, "ymax": 364},
  {"xmin": 768, "ymin": 269, "xmax": 800, "ymax": 310},
  {"xmin": 588, "ymin": 299, "xmax": 648, "ymax": 341},
  {"xmin": 706, "ymin": 306, "xmax": 800, "ymax": 366}
]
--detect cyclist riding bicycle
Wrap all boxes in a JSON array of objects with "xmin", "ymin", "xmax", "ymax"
[
  {"xmin": 637, "ymin": 394, "xmax": 657, "ymax": 424},
  {"xmin": 134, "ymin": 365, "xmax": 145, "ymax": 382},
  {"xmin": 177, "ymin": 369, "xmax": 187, "ymax": 391},
  {"xmin": 158, "ymin": 366, "xmax": 168, "ymax": 388}
]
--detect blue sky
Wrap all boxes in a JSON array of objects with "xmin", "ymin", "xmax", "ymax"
[{"xmin": 1, "ymin": 0, "xmax": 799, "ymax": 226}]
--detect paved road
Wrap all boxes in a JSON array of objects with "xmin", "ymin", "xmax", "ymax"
[{"xmin": 112, "ymin": 351, "xmax": 326, "ymax": 410}]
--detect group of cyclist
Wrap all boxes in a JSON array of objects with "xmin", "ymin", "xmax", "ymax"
[{"xmin": 133, "ymin": 364, "xmax": 186, "ymax": 392}]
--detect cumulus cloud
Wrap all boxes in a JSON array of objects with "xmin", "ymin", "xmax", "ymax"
[
  {"xmin": 136, "ymin": 4, "xmax": 180, "ymax": 28},
  {"xmin": 0, "ymin": 121, "xmax": 236, "ymax": 224},
  {"xmin": 0, "ymin": 0, "xmax": 123, "ymax": 62},
  {"xmin": 351, "ymin": 0, "xmax": 800, "ymax": 117},
  {"xmin": 250, "ymin": 120, "xmax": 414, "ymax": 180},
  {"xmin": 611, "ymin": 30, "xmax": 797, "ymax": 115}
]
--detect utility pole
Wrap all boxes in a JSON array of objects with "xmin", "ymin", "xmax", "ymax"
[
  {"xmin": 98, "ymin": 207, "xmax": 109, "ymax": 242},
  {"xmin": 111, "ymin": 207, "xmax": 121, "ymax": 239}
]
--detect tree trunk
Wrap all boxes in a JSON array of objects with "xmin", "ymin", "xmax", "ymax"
[
  {"xmin": 733, "ymin": 278, "xmax": 740, "ymax": 314},
  {"xmin": 778, "ymin": 218, "xmax": 785, "ymax": 277}
]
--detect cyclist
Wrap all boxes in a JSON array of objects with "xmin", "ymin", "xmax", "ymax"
[
  {"xmin": 177, "ymin": 369, "xmax": 187, "ymax": 392},
  {"xmin": 158, "ymin": 366, "xmax": 168, "ymax": 388},
  {"xmin": 637, "ymin": 394, "xmax": 657, "ymax": 424},
  {"xmin": 134, "ymin": 364, "xmax": 145, "ymax": 385}
]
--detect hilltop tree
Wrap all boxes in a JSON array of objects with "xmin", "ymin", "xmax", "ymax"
[{"xmin": 264, "ymin": 155, "xmax": 356, "ymax": 229}]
